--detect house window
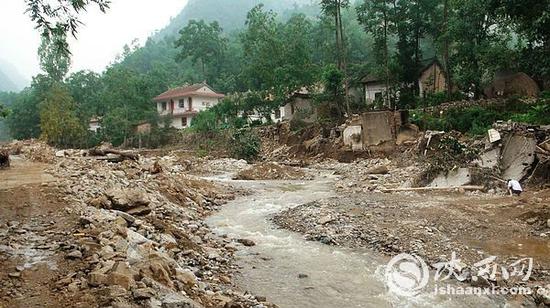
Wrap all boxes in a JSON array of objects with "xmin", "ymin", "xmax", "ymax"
[
  {"xmin": 182, "ymin": 117, "xmax": 187, "ymax": 127},
  {"xmin": 275, "ymin": 109, "xmax": 281, "ymax": 119},
  {"xmin": 179, "ymin": 99, "xmax": 185, "ymax": 108},
  {"xmin": 374, "ymin": 92, "xmax": 383, "ymax": 101},
  {"xmin": 161, "ymin": 102, "xmax": 167, "ymax": 111},
  {"xmin": 188, "ymin": 97, "xmax": 193, "ymax": 111}
]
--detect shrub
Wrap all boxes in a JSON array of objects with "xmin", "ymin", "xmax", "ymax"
[
  {"xmin": 230, "ymin": 129, "xmax": 260, "ymax": 161},
  {"xmin": 191, "ymin": 110, "xmax": 218, "ymax": 134}
]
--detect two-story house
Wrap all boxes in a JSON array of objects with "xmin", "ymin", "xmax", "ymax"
[{"xmin": 153, "ymin": 83, "xmax": 225, "ymax": 129}]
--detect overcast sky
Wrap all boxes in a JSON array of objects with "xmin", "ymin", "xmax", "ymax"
[{"xmin": 0, "ymin": 0, "xmax": 188, "ymax": 83}]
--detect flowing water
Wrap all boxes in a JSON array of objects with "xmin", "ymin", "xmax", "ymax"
[{"xmin": 207, "ymin": 173, "xmax": 509, "ymax": 308}]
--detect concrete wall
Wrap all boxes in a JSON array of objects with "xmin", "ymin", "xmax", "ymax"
[
  {"xmin": 281, "ymin": 97, "xmax": 316, "ymax": 122},
  {"xmin": 419, "ymin": 63, "xmax": 447, "ymax": 97},
  {"xmin": 360, "ymin": 111, "xmax": 395, "ymax": 146},
  {"xmin": 364, "ymin": 82, "xmax": 387, "ymax": 104}
]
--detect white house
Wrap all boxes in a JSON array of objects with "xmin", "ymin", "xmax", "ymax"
[
  {"xmin": 362, "ymin": 75, "xmax": 388, "ymax": 105},
  {"xmin": 89, "ymin": 117, "xmax": 102, "ymax": 133},
  {"xmin": 153, "ymin": 83, "xmax": 224, "ymax": 129}
]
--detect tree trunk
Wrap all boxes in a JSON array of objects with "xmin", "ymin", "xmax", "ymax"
[{"xmin": 443, "ymin": 0, "xmax": 452, "ymax": 100}]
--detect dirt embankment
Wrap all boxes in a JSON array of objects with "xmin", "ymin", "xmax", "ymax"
[
  {"xmin": 233, "ymin": 162, "xmax": 310, "ymax": 181},
  {"xmin": 0, "ymin": 142, "xmax": 274, "ymax": 308}
]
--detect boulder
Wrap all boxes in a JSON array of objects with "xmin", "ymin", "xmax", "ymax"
[
  {"xmin": 366, "ymin": 165, "xmax": 389, "ymax": 175},
  {"xmin": 106, "ymin": 188, "xmax": 151, "ymax": 215},
  {"xmin": 236, "ymin": 239, "xmax": 256, "ymax": 247},
  {"xmin": 175, "ymin": 269, "xmax": 197, "ymax": 286}
]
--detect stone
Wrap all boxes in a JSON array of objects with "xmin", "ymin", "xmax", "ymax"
[
  {"xmin": 175, "ymin": 269, "xmax": 197, "ymax": 286},
  {"xmin": 107, "ymin": 262, "xmax": 135, "ymax": 290},
  {"xmin": 133, "ymin": 287, "xmax": 155, "ymax": 300},
  {"xmin": 114, "ymin": 210, "xmax": 136, "ymax": 225},
  {"xmin": 526, "ymin": 217, "xmax": 538, "ymax": 225},
  {"xmin": 66, "ymin": 250, "xmax": 83, "ymax": 259},
  {"xmin": 366, "ymin": 165, "xmax": 389, "ymax": 175},
  {"xmin": 317, "ymin": 215, "xmax": 334, "ymax": 225},
  {"xmin": 298, "ymin": 273, "xmax": 308, "ymax": 279},
  {"xmin": 161, "ymin": 293, "xmax": 204, "ymax": 308},
  {"xmin": 88, "ymin": 272, "xmax": 108, "ymax": 287},
  {"xmin": 89, "ymin": 195, "xmax": 110, "ymax": 208},
  {"xmin": 547, "ymin": 219, "xmax": 550, "ymax": 229},
  {"xmin": 236, "ymin": 239, "xmax": 256, "ymax": 247},
  {"xmin": 106, "ymin": 188, "xmax": 150, "ymax": 213},
  {"xmin": 8, "ymin": 272, "xmax": 20, "ymax": 278},
  {"xmin": 149, "ymin": 261, "xmax": 173, "ymax": 287}
]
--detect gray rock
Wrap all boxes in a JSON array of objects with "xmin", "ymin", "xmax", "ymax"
[
  {"xmin": 237, "ymin": 238, "xmax": 256, "ymax": 247},
  {"xmin": 161, "ymin": 293, "xmax": 204, "ymax": 308},
  {"xmin": 66, "ymin": 250, "xmax": 83, "ymax": 259},
  {"xmin": 133, "ymin": 287, "xmax": 155, "ymax": 300}
]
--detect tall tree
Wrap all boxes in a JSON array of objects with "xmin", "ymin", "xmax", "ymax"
[
  {"xmin": 240, "ymin": 5, "xmax": 283, "ymax": 92},
  {"xmin": 38, "ymin": 33, "xmax": 70, "ymax": 82},
  {"xmin": 39, "ymin": 83, "xmax": 86, "ymax": 147},
  {"xmin": 320, "ymin": 0, "xmax": 351, "ymax": 113},
  {"xmin": 357, "ymin": 0, "xmax": 395, "ymax": 106},
  {"xmin": 175, "ymin": 20, "xmax": 228, "ymax": 80}
]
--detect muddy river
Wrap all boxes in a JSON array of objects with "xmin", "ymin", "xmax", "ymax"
[{"xmin": 207, "ymin": 173, "xmax": 508, "ymax": 308}]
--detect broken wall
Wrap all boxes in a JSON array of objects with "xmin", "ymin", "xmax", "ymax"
[{"xmin": 360, "ymin": 111, "xmax": 396, "ymax": 146}]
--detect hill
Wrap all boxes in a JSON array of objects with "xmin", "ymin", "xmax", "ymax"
[
  {"xmin": 0, "ymin": 59, "xmax": 28, "ymax": 92},
  {"xmin": 155, "ymin": 0, "xmax": 317, "ymax": 38}
]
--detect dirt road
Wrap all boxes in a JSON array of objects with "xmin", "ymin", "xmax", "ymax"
[{"xmin": 0, "ymin": 158, "xmax": 101, "ymax": 308}]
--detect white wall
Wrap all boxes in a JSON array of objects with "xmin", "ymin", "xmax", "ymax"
[{"xmin": 365, "ymin": 82, "xmax": 387, "ymax": 103}]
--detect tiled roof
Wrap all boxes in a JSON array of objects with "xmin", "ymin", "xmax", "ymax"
[{"xmin": 153, "ymin": 83, "xmax": 224, "ymax": 101}]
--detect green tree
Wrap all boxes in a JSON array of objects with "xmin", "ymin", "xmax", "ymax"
[
  {"xmin": 449, "ymin": 0, "xmax": 512, "ymax": 97},
  {"xmin": 240, "ymin": 5, "xmax": 283, "ymax": 92},
  {"xmin": 66, "ymin": 70, "xmax": 105, "ymax": 119},
  {"xmin": 175, "ymin": 20, "xmax": 228, "ymax": 80},
  {"xmin": 38, "ymin": 32, "xmax": 70, "ymax": 81},
  {"xmin": 357, "ymin": 0, "xmax": 395, "ymax": 106},
  {"xmin": 39, "ymin": 83, "xmax": 86, "ymax": 147}
]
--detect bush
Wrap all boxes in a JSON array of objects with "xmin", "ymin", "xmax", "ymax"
[
  {"xmin": 230, "ymin": 129, "xmax": 260, "ymax": 161},
  {"xmin": 191, "ymin": 110, "xmax": 219, "ymax": 134}
]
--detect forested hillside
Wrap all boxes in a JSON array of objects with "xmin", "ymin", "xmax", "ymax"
[
  {"xmin": 0, "ymin": 59, "xmax": 28, "ymax": 92},
  {"xmin": 155, "ymin": 0, "xmax": 316, "ymax": 37},
  {"xmin": 1, "ymin": 0, "xmax": 548, "ymax": 148}
]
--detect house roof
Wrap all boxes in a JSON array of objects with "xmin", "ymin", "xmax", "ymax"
[
  {"xmin": 153, "ymin": 83, "xmax": 225, "ymax": 101},
  {"xmin": 361, "ymin": 74, "xmax": 383, "ymax": 84},
  {"xmin": 419, "ymin": 58, "xmax": 444, "ymax": 75}
]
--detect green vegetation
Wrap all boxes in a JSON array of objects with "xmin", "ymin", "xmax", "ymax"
[
  {"xmin": 230, "ymin": 129, "xmax": 261, "ymax": 161},
  {"xmin": 2, "ymin": 0, "xmax": 547, "ymax": 149},
  {"xmin": 412, "ymin": 98, "xmax": 550, "ymax": 135}
]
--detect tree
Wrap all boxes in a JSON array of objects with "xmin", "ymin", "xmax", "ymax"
[
  {"xmin": 39, "ymin": 83, "xmax": 86, "ymax": 147},
  {"xmin": 0, "ymin": 104, "xmax": 7, "ymax": 118},
  {"xmin": 240, "ymin": 5, "xmax": 283, "ymax": 92},
  {"xmin": 175, "ymin": 20, "xmax": 228, "ymax": 80},
  {"xmin": 66, "ymin": 70, "xmax": 104, "ymax": 119},
  {"xmin": 357, "ymin": 0, "xmax": 395, "ymax": 106},
  {"xmin": 449, "ymin": 0, "xmax": 512, "ymax": 97},
  {"xmin": 38, "ymin": 33, "xmax": 70, "ymax": 82},
  {"xmin": 320, "ymin": 0, "xmax": 351, "ymax": 113},
  {"xmin": 25, "ymin": 0, "xmax": 110, "ymax": 57}
]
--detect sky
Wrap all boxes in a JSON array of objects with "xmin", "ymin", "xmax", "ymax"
[{"xmin": 0, "ymin": 0, "xmax": 188, "ymax": 84}]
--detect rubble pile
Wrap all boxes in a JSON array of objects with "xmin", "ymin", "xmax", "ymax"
[
  {"xmin": 3, "ymin": 144, "xmax": 272, "ymax": 308},
  {"xmin": 313, "ymin": 158, "xmax": 423, "ymax": 193},
  {"xmin": 189, "ymin": 158, "xmax": 250, "ymax": 176},
  {"xmin": 233, "ymin": 162, "xmax": 311, "ymax": 181},
  {"xmin": 7, "ymin": 140, "xmax": 56, "ymax": 163}
]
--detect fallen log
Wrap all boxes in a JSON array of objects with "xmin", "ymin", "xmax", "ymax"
[
  {"xmin": 381, "ymin": 185, "xmax": 485, "ymax": 193},
  {"xmin": 88, "ymin": 148, "xmax": 139, "ymax": 161}
]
